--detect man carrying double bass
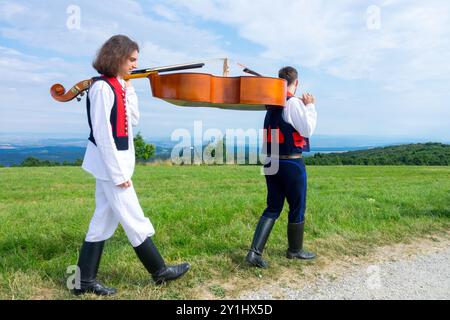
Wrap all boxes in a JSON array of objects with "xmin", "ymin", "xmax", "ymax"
[{"xmin": 246, "ymin": 66, "xmax": 318, "ymax": 268}]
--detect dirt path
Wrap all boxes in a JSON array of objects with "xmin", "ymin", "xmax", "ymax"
[{"xmin": 237, "ymin": 232, "xmax": 450, "ymax": 300}]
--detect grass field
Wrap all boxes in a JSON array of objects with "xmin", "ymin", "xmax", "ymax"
[{"xmin": 0, "ymin": 165, "xmax": 449, "ymax": 299}]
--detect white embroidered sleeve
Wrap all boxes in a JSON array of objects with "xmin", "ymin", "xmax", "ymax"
[
  {"xmin": 283, "ymin": 97, "xmax": 317, "ymax": 138},
  {"xmin": 89, "ymin": 81, "xmax": 129, "ymax": 185},
  {"xmin": 126, "ymin": 86, "xmax": 140, "ymax": 127}
]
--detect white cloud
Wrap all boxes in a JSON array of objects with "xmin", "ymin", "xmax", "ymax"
[
  {"xmin": 166, "ymin": 0, "xmax": 450, "ymax": 92},
  {"xmin": 0, "ymin": 46, "xmax": 72, "ymax": 85},
  {"xmin": 152, "ymin": 4, "xmax": 179, "ymax": 22},
  {"xmin": 0, "ymin": 0, "xmax": 227, "ymax": 59},
  {"xmin": 0, "ymin": 1, "xmax": 26, "ymax": 20}
]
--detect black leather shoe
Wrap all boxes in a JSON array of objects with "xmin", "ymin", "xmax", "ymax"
[
  {"xmin": 246, "ymin": 250, "xmax": 268, "ymax": 268},
  {"xmin": 286, "ymin": 249, "xmax": 316, "ymax": 259},
  {"xmin": 152, "ymin": 263, "xmax": 191, "ymax": 285},
  {"xmin": 73, "ymin": 280, "xmax": 117, "ymax": 296},
  {"xmin": 134, "ymin": 237, "xmax": 190, "ymax": 285},
  {"xmin": 286, "ymin": 221, "xmax": 316, "ymax": 260},
  {"xmin": 73, "ymin": 240, "xmax": 117, "ymax": 296},
  {"xmin": 245, "ymin": 216, "xmax": 276, "ymax": 268}
]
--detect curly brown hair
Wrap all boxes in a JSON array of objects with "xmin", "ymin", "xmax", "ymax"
[{"xmin": 92, "ymin": 35, "xmax": 139, "ymax": 77}]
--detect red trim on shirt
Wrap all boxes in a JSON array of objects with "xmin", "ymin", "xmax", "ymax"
[
  {"xmin": 103, "ymin": 76, "xmax": 128, "ymax": 138},
  {"xmin": 266, "ymin": 126, "xmax": 285, "ymax": 144}
]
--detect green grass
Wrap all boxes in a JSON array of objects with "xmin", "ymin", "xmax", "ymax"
[{"xmin": 0, "ymin": 165, "xmax": 449, "ymax": 299}]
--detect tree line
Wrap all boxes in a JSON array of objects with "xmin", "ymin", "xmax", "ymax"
[{"xmin": 304, "ymin": 143, "xmax": 450, "ymax": 166}]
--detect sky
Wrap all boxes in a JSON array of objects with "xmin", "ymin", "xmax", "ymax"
[{"xmin": 0, "ymin": 0, "xmax": 449, "ymax": 142}]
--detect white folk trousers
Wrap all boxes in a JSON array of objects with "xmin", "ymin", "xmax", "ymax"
[{"xmin": 85, "ymin": 179, "xmax": 155, "ymax": 247}]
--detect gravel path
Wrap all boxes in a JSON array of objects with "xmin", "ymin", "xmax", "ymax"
[{"xmin": 239, "ymin": 237, "xmax": 450, "ymax": 300}]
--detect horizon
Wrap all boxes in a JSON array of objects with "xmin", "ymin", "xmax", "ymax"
[{"xmin": 1, "ymin": 131, "xmax": 448, "ymax": 148}]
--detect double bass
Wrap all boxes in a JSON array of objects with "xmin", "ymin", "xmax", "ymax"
[{"xmin": 50, "ymin": 59, "xmax": 287, "ymax": 110}]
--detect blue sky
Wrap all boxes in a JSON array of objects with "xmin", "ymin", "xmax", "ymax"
[{"xmin": 0, "ymin": 0, "xmax": 449, "ymax": 141}]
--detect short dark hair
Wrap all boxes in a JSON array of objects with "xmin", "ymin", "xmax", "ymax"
[
  {"xmin": 278, "ymin": 66, "xmax": 298, "ymax": 86},
  {"xmin": 92, "ymin": 35, "xmax": 139, "ymax": 77}
]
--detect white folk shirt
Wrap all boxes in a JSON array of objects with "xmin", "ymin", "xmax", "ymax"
[
  {"xmin": 82, "ymin": 77, "xmax": 139, "ymax": 185},
  {"xmin": 282, "ymin": 96, "xmax": 317, "ymax": 138}
]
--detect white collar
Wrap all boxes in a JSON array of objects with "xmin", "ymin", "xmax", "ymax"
[{"xmin": 116, "ymin": 76, "xmax": 126, "ymax": 90}]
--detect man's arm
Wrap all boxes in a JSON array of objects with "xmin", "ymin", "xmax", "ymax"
[
  {"xmin": 284, "ymin": 95, "xmax": 317, "ymax": 138},
  {"xmin": 89, "ymin": 81, "xmax": 129, "ymax": 185}
]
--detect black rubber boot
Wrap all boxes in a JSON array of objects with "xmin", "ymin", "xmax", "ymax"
[
  {"xmin": 245, "ymin": 216, "xmax": 276, "ymax": 268},
  {"xmin": 134, "ymin": 237, "xmax": 190, "ymax": 285},
  {"xmin": 286, "ymin": 221, "xmax": 316, "ymax": 260},
  {"xmin": 73, "ymin": 241, "xmax": 117, "ymax": 296}
]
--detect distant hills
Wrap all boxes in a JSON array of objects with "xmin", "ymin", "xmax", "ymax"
[
  {"xmin": 1, "ymin": 139, "xmax": 449, "ymax": 167},
  {"xmin": 0, "ymin": 145, "xmax": 86, "ymax": 167},
  {"xmin": 0, "ymin": 144, "xmax": 172, "ymax": 167}
]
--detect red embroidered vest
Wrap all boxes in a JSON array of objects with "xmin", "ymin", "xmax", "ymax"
[
  {"xmin": 263, "ymin": 92, "xmax": 310, "ymax": 155},
  {"xmin": 87, "ymin": 76, "xmax": 129, "ymax": 150}
]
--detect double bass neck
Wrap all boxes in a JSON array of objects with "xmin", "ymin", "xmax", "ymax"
[{"xmin": 50, "ymin": 62, "xmax": 206, "ymax": 102}]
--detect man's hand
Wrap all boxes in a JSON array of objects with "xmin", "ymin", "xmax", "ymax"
[
  {"xmin": 301, "ymin": 93, "xmax": 315, "ymax": 105},
  {"xmin": 117, "ymin": 180, "xmax": 132, "ymax": 188}
]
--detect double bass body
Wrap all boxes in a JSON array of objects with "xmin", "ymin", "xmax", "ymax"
[{"xmin": 149, "ymin": 72, "xmax": 286, "ymax": 110}]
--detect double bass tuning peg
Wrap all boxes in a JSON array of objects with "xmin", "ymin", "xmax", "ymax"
[{"xmin": 76, "ymin": 91, "xmax": 85, "ymax": 102}]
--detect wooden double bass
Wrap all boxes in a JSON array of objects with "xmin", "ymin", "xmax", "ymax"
[{"xmin": 50, "ymin": 59, "xmax": 287, "ymax": 110}]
